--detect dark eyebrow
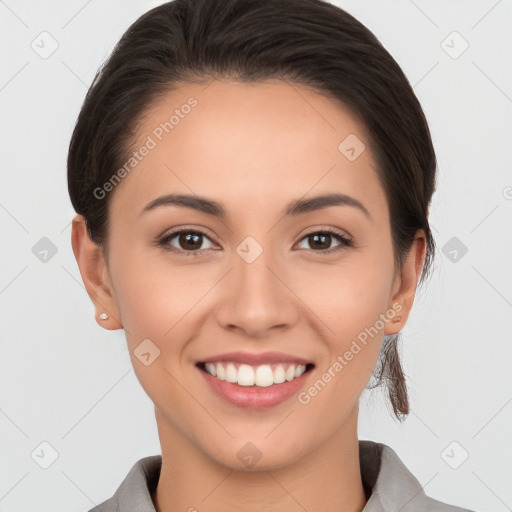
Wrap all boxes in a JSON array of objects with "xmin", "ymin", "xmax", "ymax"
[
  {"xmin": 283, "ymin": 193, "xmax": 371, "ymax": 220},
  {"xmin": 139, "ymin": 193, "xmax": 371, "ymax": 220},
  {"xmin": 139, "ymin": 194, "xmax": 225, "ymax": 218}
]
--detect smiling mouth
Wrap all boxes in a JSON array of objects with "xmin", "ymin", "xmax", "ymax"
[{"xmin": 196, "ymin": 361, "xmax": 315, "ymax": 387}]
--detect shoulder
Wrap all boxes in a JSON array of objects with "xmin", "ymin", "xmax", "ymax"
[
  {"xmin": 359, "ymin": 440, "xmax": 478, "ymax": 512},
  {"xmin": 84, "ymin": 454, "xmax": 162, "ymax": 512}
]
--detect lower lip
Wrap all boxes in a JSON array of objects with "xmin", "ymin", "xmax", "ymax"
[{"xmin": 198, "ymin": 366, "xmax": 313, "ymax": 410}]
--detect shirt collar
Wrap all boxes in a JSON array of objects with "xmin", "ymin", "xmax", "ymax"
[
  {"xmin": 107, "ymin": 440, "xmax": 451, "ymax": 512},
  {"xmin": 359, "ymin": 440, "xmax": 430, "ymax": 511}
]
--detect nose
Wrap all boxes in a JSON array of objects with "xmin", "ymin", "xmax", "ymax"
[{"xmin": 214, "ymin": 247, "xmax": 299, "ymax": 339}]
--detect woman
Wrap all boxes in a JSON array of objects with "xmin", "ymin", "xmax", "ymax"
[{"xmin": 68, "ymin": 0, "xmax": 477, "ymax": 510}]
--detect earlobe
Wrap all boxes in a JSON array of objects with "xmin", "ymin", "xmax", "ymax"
[
  {"xmin": 71, "ymin": 214, "xmax": 123, "ymax": 330},
  {"xmin": 384, "ymin": 230, "xmax": 427, "ymax": 335}
]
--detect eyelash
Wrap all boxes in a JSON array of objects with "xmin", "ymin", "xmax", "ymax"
[{"xmin": 156, "ymin": 227, "xmax": 354, "ymax": 257}]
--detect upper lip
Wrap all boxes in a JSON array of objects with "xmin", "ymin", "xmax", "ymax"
[{"xmin": 198, "ymin": 351, "xmax": 313, "ymax": 366}]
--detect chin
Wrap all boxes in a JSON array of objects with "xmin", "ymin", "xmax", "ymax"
[{"xmin": 199, "ymin": 435, "xmax": 310, "ymax": 473}]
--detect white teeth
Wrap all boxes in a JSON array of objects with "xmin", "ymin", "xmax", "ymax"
[
  {"xmin": 237, "ymin": 364, "xmax": 254, "ymax": 386},
  {"xmin": 295, "ymin": 365, "xmax": 306, "ymax": 378},
  {"xmin": 285, "ymin": 365, "xmax": 296, "ymax": 381},
  {"xmin": 254, "ymin": 365, "xmax": 274, "ymax": 387},
  {"xmin": 203, "ymin": 362, "xmax": 309, "ymax": 387},
  {"xmin": 205, "ymin": 363, "xmax": 216, "ymax": 377},
  {"xmin": 225, "ymin": 362, "xmax": 237, "ymax": 383},
  {"xmin": 273, "ymin": 364, "xmax": 286, "ymax": 384},
  {"xmin": 216, "ymin": 362, "xmax": 226, "ymax": 380}
]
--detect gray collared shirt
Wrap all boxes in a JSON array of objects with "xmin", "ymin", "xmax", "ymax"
[{"xmin": 87, "ymin": 440, "xmax": 476, "ymax": 512}]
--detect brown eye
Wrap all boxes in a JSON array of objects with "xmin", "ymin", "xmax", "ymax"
[
  {"xmin": 159, "ymin": 229, "xmax": 215, "ymax": 255},
  {"xmin": 297, "ymin": 230, "xmax": 353, "ymax": 253},
  {"xmin": 177, "ymin": 232, "xmax": 203, "ymax": 251},
  {"xmin": 307, "ymin": 233, "xmax": 331, "ymax": 250}
]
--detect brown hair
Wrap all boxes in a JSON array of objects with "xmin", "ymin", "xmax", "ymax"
[{"xmin": 67, "ymin": 0, "xmax": 437, "ymax": 421}]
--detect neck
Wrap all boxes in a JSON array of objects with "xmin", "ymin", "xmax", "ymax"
[{"xmin": 152, "ymin": 408, "xmax": 368, "ymax": 512}]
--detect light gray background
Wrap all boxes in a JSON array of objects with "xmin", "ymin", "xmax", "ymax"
[{"xmin": 1, "ymin": 1, "xmax": 511, "ymax": 511}]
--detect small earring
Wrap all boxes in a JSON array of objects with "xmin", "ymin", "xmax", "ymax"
[
  {"xmin": 99, "ymin": 312, "xmax": 109, "ymax": 320},
  {"xmin": 392, "ymin": 316, "xmax": 402, "ymax": 323}
]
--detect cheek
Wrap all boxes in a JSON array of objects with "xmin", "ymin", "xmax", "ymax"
[
  {"xmin": 297, "ymin": 268, "xmax": 391, "ymax": 416},
  {"xmin": 297, "ymin": 250, "xmax": 394, "ymax": 340},
  {"xmin": 109, "ymin": 245, "xmax": 203, "ymax": 339},
  {"xmin": 295, "ymin": 247, "xmax": 394, "ymax": 388},
  {"xmin": 108, "ymin": 249, "xmax": 199, "ymax": 409}
]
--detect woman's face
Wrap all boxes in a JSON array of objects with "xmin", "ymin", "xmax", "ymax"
[{"xmin": 74, "ymin": 78, "xmax": 424, "ymax": 470}]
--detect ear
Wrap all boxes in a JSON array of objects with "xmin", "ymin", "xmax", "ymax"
[
  {"xmin": 71, "ymin": 214, "xmax": 122, "ymax": 330},
  {"xmin": 384, "ymin": 229, "xmax": 427, "ymax": 335}
]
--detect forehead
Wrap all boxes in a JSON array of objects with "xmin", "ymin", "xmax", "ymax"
[{"xmin": 108, "ymin": 79, "xmax": 387, "ymax": 223}]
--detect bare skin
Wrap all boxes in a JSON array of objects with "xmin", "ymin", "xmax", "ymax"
[{"xmin": 71, "ymin": 78, "xmax": 426, "ymax": 512}]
